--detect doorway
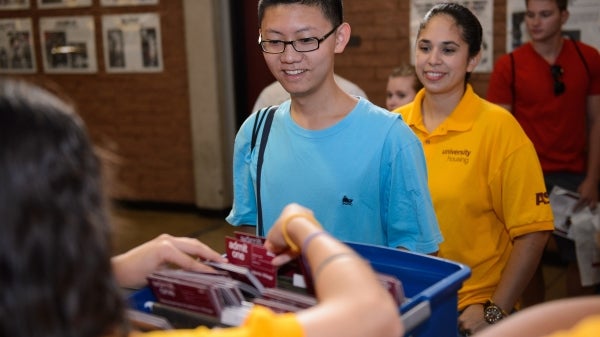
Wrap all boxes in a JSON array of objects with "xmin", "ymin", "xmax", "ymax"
[{"xmin": 230, "ymin": 0, "xmax": 275, "ymax": 128}]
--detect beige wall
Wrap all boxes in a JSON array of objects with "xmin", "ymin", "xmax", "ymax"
[{"xmin": 184, "ymin": 0, "xmax": 235, "ymax": 209}]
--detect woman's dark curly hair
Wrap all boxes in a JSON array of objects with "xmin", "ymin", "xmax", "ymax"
[{"xmin": 0, "ymin": 80, "xmax": 128, "ymax": 337}]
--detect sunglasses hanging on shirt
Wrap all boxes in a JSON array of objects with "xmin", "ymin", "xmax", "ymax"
[{"xmin": 550, "ymin": 65, "xmax": 565, "ymax": 96}]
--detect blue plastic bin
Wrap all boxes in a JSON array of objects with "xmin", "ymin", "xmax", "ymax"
[
  {"xmin": 347, "ymin": 242, "xmax": 470, "ymax": 337},
  {"xmin": 128, "ymin": 286, "xmax": 156, "ymax": 313},
  {"xmin": 130, "ymin": 242, "xmax": 470, "ymax": 337}
]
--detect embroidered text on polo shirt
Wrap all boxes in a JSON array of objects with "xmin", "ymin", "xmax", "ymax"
[{"xmin": 442, "ymin": 148, "xmax": 471, "ymax": 165}]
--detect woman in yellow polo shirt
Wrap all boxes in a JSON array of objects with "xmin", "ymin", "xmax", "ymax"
[{"xmin": 394, "ymin": 3, "xmax": 554, "ymax": 336}]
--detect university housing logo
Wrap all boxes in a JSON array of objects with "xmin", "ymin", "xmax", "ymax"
[{"xmin": 442, "ymin": 148, "xmax": 471, "ymax": 165}]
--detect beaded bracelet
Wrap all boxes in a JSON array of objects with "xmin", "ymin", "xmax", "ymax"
[{"xmin": 280, "ymin": 212, "xmax": 321, "ymax": 253}]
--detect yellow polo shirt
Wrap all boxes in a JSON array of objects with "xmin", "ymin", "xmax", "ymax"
[
  {"xmin": 395, "ymin": 85, "xmax": 554, "ymax": 310},
  {"xmin": 136, "ymin": 306, "xmax": 303, "ymax": 337}
]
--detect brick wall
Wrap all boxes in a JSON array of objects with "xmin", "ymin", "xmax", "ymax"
[
  {"xmin": 2, "ymin": 1, "xmax": 196, "ymax": 204},
  {"xmin": 335, "ymin": 0, "xmax": 509, "ymax": 107}
]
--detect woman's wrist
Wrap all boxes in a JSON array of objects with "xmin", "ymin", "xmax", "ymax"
[{"xmin": 280, "ymin": 212, "xmax": 322, "ymax": 253}]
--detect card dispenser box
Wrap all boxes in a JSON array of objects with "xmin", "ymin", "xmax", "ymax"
[{"xmin": 129, "ymin": 242, "xmax": 470, "ymax": 337}]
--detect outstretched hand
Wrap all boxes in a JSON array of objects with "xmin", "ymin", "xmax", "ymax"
[
  {"xmin": 112, "ymin": 234, "xmax": 227, "ymax": 288},
  {"xmin": 264, "ymin": 203, "xmax": 317, "ymax": 266}
]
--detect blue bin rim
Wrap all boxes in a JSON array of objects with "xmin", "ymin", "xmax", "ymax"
[{"xmin": 345, "ymin": 241, "xmax": 471, "ymax": 313}]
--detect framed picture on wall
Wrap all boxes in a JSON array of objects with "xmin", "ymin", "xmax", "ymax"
[
  {"xmin": 37, "ymin": 0, "xmax": 92, "ymax": 9},
  {"xmin": 101, "ymin": 0, "xmax": 158, "ymax": 6},
  {"xmin": 102, "ymin": 13, "xmax": 163, "ymax": 73},
  {"xmin": 0, "ymin": 18, "xmax": 36, "ymax": 73},
  {"xmin": 0, "ymin": 0, "xmax": 30, "ymax": 10},
  {"xmin": 39, "ymin": 16, "xmax": 97, "ymax": 73}
]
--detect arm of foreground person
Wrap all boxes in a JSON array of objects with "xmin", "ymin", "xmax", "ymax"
[
  {"xmin": 476, "ymin": 296, "xmax": 600, "ymax": 337},
  {"xmin": 264, "ymin": 203, "xmax": 403, "ymax": 337}
]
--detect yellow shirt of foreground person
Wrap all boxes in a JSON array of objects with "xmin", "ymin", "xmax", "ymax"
[
  {"xmin": 547, "ymin": 316, "xmax": 600, "ymax": 337},
  {"xmin": 136, "ymin": 306, "xmax": 302, "ymax": 337}
]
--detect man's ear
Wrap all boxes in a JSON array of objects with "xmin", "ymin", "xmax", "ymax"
[
  {"xmin": 334, "ymin": 22, "xmax": 351, "ymax": 54},
  {"xmin": 560, "ymin": 10, "xmax": 570, "ymax": 26}
]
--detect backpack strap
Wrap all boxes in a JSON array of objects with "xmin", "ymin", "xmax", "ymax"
[
  {"xmin": 251, "ymin": 107, "xmax": 269, "ymax": 152},
  {"xmin": 252, "ymin": 105, "xmax": 277, "ymax": 236},
  {"xmin": 509, "ymin": 39, "xmax": 589, "ymax": 115},
  {"xmin": 510, "ymin": 52, "xmax": 516, "ymax": 114},
  {"xmin": 570, "ymin": 39, "xmax": 590, "ymax": 77}
]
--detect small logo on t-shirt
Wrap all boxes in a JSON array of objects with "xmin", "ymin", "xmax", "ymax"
[{"xmin": 342, "ymin": 195, "xmax": 353, "ymax": 206}]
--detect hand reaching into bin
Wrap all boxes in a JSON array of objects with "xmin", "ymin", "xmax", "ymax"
[
  {"xmin": 264, "ymin": 203, "xmax": 402, "ymax": 337},
  {"xmin": 112, "ymin": 234, "xmax": 228, "ymax": 289}
]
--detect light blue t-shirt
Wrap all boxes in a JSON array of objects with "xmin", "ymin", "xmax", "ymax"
[{"xmin": 226, "ymin": 98, "xmax": 442, "ymax": 254}]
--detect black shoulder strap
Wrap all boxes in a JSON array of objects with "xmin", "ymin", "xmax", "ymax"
[
  {"xmin": 510, "ymin": 52, "xmax": 516, "ymax": 115},
  {"xmin": 509, "ymin": 40, "xmax": 589, "ymax": 116},
  {"xmin": 571, "ymin": 39, "xmax": 590, "ymax": 77},
  {"xmin": 254, "ymin": 105, "xmax": 277, "ymax": 236},
  {"xmin": 251, "ymin": 107, "xmax": 269, "ymax": 152}
]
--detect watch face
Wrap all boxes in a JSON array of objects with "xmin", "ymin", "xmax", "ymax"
[{"xmin": 484, "ymin": 304, "xmax": 504, "ymax": 324}]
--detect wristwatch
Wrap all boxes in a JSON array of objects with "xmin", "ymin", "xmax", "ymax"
[{"xmin": 483, "ymin": 300, "xmax": 507, "ymax": 324}]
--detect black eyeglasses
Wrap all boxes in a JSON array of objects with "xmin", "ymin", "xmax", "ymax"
[
  {"xmin": 258, "ymin": 25, "xmax": 339, "ymax": 54},
  {"xmin": 550, "ymin": 65, "xmax": 565, "ymax": 96}
]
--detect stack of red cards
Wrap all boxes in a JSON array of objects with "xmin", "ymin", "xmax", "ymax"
[
  {"xmin": 224, "ymin": 232, "xmax": 281, "ymax": 288},
  {"xmin": 253, "ymin": 287, "xmax": 317, "ymax": 313},
  {"xmin": 145, "ymin": 232, "xmax": 406, "ymax": 326},
  {"xmin": 224, "ymin": 232, "xmax": 405, "ymax": 306},
  {"xmin": 147, "ymin": 269, "xmax": 246, "ymax": 318}
]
